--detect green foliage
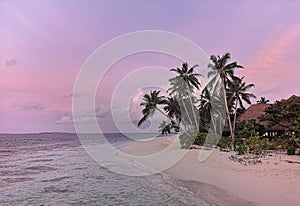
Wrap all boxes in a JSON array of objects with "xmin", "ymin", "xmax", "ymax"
[
  {"xmin": 288, "ymin": 136, "xmax": 300, "ymax": 148},
  {"xmin": 204, "ymin": 133, "xmax": 220, "ymax": 146},
  {"xmin": 217, "ymin": 137, "xmax": 232, "ymax": 150},
  {"xmin": 266, "ymin": 140, "xmax": 277, "ymax": 150},
  {"xmin": 286, "ymin": 136, "xmax": 300, "ymax": 155},
  {"xmin": 194, "ymin": 132, "xmax": 206, "ymax": 146},
  {"xmin": 260, "ymin": 96, "xmax": 300, "ymax": 138},
  {"xmin": 179, "ymin": 132, "xmax": 221, "ymax": 148},
  {"xmin": 235, "ymin": 140, "xmax": 247, "ymax": 155},
  {"xmin": 235, "ymin": 120, "xmax": 265, "ymax": 138},
  {"xmin": 244, "ymin": 133, "xmax": 264, "ymax": 155},
  {"xmin": 287, "ymin": 146, "xmax": 296, "ymax": 155},
  {"xmin": 234, "ymin": 133, "xmax": 270, "ymax": 155},
  {"xmin": 179, "ymin": 132, "xmax": 197, "ymax": 149}
]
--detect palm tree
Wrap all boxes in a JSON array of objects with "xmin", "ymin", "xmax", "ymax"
[
  {"xmin": 228, "ymin": 76, "xmax": 256, "ymax": 137},
  {"xmin": 163, "ymin": 97, "xmax": 181, "ymax": 124},
  {"xmin": 257, "ymin": 97, "xmax": 269, "ymax": 104},
  {"xmin": 199, "ymin": 87, "xmax": 212, "ymax": 131},
  {"xmin": 138, "ymin": 90, "xmax": 176, "ymax": 127},
  {"xmin": 199, "ymin": 78, "xmax": 227, "ymax": 136},
  {"xmin": 207, "ymin": 53, "xmax": 243, "ymax": 144},
  {"xmin": 158, "ymin": 120, "xmax": 171, "ymax": 135},
  {"xmin": 168, "ymin": 62, "xmax": 202, "ymax": 131}
]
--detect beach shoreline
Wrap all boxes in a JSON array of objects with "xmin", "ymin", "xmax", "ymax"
[{"xmin": 121, "ymin": 135, "xmax": 300, "ymax": 206}]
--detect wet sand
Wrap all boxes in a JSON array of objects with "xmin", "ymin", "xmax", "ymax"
[{"xmin": 122, "ymin": 135, "xmax": 300, "ymax": 206}]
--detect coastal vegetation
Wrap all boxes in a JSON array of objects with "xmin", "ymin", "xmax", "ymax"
[{"xmin": 138, "ymin": 52, "xmax": 300, "ymax": 156}]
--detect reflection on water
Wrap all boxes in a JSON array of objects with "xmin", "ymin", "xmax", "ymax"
[{"xmin": 0, "ymin": 133, "xmax": 207, "ymax": 205}]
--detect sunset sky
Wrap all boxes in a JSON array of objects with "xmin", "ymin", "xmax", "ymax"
[{"xmin": 1, "ymin": 0, "xmax": 300, "ymax": 133}]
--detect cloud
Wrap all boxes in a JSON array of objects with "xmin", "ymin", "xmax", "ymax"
[
  {"xmin": 13, "ymin": 102, "xmax": 45, "ymax": 111},
  {"xmin": 95, "ymin": 105, "xmax": 110, "ymax": 118},
  {"xmin": 63, "ymin": 92, "xmax": 87, "ymax": 98},
  {"xmin": 56, "ymin": 105, "xmax": 110, "ymax": 125},
  {"xmin": 56, "ymin": 115, "xmax": 73, "ymax": 125},
  {"xmin": 5, "ymin": 59, "xmax": 18, "ymax": 67},
  {"xmin": 248, "ymin": 23, "xmax": 300, "ymax": 69}
]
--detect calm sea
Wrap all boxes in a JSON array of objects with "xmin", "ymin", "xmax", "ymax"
[{"xmin": 0, "ymin": 133, "xmax": 208, "ymax": 205}]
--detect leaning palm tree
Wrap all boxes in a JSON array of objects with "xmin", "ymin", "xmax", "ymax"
[
  {"xmin": 168, "ymin": 62, "xmax": 202, "ymax": 131},
  {"xmin": 138, "ymin": 90, "xmax": 177, "ymax": 128},
  {"xmin": 228, "ymin": 76, "xmax": 256, "ymax": 137},
  {"xmin": 163, "ymin": 97, "xmax": 181, "ymax": 125},
  {"xmin": 207, "ymin": 53, "xmax": 243, "ymax": 144},
  {"xmin": 257, "ymin": 97, "xmax": 269, "ymax": 104}
]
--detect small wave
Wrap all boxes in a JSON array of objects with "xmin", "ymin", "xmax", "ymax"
[
  {"xmin": 0, "ymin": 169, "xmax": 37, "ymax": 176},
  {"xmin": 41, "ymin": 176, "xmax": 70, "ymax": 182},
  {"xmin": 2, "ymin": 177, "xmax": 34, "ymax": 183},
  {"xmin": 43, "ymin": 185, "xmax": 71, "ymax": 193},
  {"xmin": 25, "ymin": 165, "xmax": 56, "ymax": 173},
  {"xmin": 29, "ymin": 159, "xmax": 53, "ymax": 163},
  {"xmin": 0, "ymin": 149, "xmax": 15, "ymax": 153}
]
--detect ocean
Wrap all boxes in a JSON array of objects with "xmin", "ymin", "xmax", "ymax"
[{"xmin": 0, "ymin": 133, "xmax": 208, "ymax": 205}]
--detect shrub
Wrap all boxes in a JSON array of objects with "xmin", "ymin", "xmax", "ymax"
[
  {"xmin": 287, "ymin": 146, "xmax": 296, "ymax": 155},
  {"xmin": 235, "ymin": 141, "xmax": 247, "ymax": 155},
  {"xmin": 179, "ymin": 132, "xmax": 197, "ymax": 149},
  {"xmin": 235, "ymin": 138, "xmax": 248, "ymax": 155},
  {"xmin": 204, "ymin": 133, "xmax": 220, "ymax": 147},
  {"xmin": 217, "ymin": 137, "xmax": 231, "ymax": 150},
  {"xmin": 179, "ymin": 132, "xmax": 221, "ymax": 148},
  {"xmin": 267, "ymin": 140, "xmax": 277, "ymax": 150}
]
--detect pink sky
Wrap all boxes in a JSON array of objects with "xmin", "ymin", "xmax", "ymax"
[{"xmin": 0, "ymin": 0, "xmax": 300, "ymax": 133}]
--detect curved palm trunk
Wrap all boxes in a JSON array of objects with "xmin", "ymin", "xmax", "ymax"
[
  {"xmin": 155, "ymin": 106, "xmax": 193, "ymax": 135},
  {"xmin": 155, "ymin": 107, "xmax": 180, "ymax": 129},
  {"xmin": 222, "ymin": 78, "xmax": 234, "ymax": 148}
]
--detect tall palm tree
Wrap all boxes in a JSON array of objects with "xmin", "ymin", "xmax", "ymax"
[
  {"xmin": 168, "ymin": 62, "xmax": 202, "ymax": 131},
  {"xmin": 228, "ymin": 76, "xmax": 256, "ymax": 137},
  {"xmin": 257, "ymin": 97, "xmax": 269, "ymax": 104},
  {"xmin": 207, "ymin": 53, "xmax": 243, "ymax": 144}
]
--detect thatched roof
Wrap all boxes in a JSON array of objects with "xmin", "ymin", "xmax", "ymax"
[{"xmin": 237, "ymin": 104, "xmax": 284, "ymax": 131}]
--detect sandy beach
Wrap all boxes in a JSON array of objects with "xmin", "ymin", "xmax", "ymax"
[{"xmin": 121, "ymin": 135, "xmax": 300, "ymax": 206}]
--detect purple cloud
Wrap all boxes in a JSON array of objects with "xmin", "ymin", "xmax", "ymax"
[
  {"xmin": 5, "ymin": 59, "xmax": 18, "ymax": 67},
  {"xmin": 13, "ymin": 102, "xmax": 45, "ymax": 111}
]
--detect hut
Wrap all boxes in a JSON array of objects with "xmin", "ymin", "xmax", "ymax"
[{"xmin": 236, "ymin": 104, "xmax": 285, "ymax": 138}]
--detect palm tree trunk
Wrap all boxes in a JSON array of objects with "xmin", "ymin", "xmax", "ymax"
[
  {"xmin": 222, "ymin": 78, "xmax": 234, "ymax": 148},
  {"xmin": 155, "ymin": 107, "xmax": 180, "ymax": 129},
  {"xmin": 232, "ymin": 97, "xmax": 239, "ymax": 139},
  {"xmin": 178, "ymin": 95, "xmax": 195, "ymax": 131},
  {"xmin": 186, "ymin": 87, "xmax": 199, "ymax": 132}
]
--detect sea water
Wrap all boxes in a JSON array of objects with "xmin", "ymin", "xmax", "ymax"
[{"xmin": 0, "ymin": 133, "xmax": 208, "ymax": 205}]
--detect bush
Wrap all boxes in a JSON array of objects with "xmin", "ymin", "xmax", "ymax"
[
  {"xmin": 217, "ymin": 137, "xmax": 231, "ymax": 150},
  {"xmin": 244, "ymin": 133, "xmax": 263, "ymax": 155},
  {"xmin": 179, "ymin": 132, "xmax": 221, "ymax": 148},
  {"xmin": 287, "ymin": 146, "xmax": 296, "ymax": 155},
  {"xmin": 194, "ymin": 132, "xmax": 206, "ymax": 146},
  {"xmin": 179, "ymin": 132, "xmax": 197, "ymax": 149},
  {"xmin": 235, "ymin": 138, "xmax": 247, "ymax": 155},
  {"xmin": 204, "ymin": 133, "xmax": 220, "ymax": 147},
  {"xmin": 267, "ymin": 140, "xmax": 277, "ymax": 150}
]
